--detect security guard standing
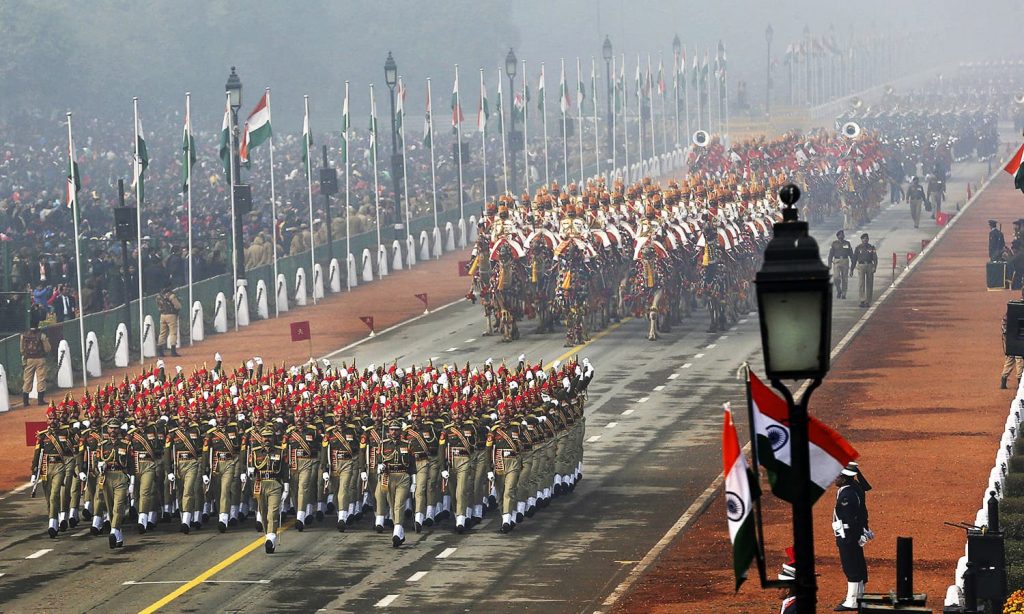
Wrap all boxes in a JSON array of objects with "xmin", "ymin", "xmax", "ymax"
[
  {"xmin": 378, "ymin": 419, "xmax": 414, "ymax": 547},
  {"xmin": 487, "ymin": 402, "xmax": 522, "ymax": 533},
  {"xmin": 827, "ymin": 230, "xmax": 854, "ymax": 299},
  {"xmin": 20, "ymin": 317, "xmax": 51, "ymax": 407},
  {"xmin": 247, "ymin": 423, "xmax": 289, "ymax": 554},
  {"xmin": 832, "ymin": 466, "xmax": 870, "ymax": 611},
  {"xmin": 205, "ymin": 406, "xmax": 245, "ymax": 532},
  {"xmin": 30, "ymin": 406, "xmax": 76, "ymax": 537},
  {"xmin": 156, "ymin": 287, "xmax": 181, "ymax": 358},
  {"xmin": 96, "ymin": 418, "xmax": 134, "ymax": 549},
  {"xmin": 852, "ymin": 233, "xmax": 877, "ymax": 308},
  {"xmin": 990, "ymin": 220, "xmax": 1007, "ymax": 262}
]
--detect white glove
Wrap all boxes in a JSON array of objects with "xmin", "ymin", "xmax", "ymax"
[
  {"xmin": 129, "ymin": 476, "xmax": 136, "ymax": 490},
  {"xmin": 240, "ymin": 473, "xmax": 247, "ymax": 485},
  {"xmin": 282, "ymin": 484, "xmax": 290, "ymax": 499},
  {"xmin": 487, "ymin": 471, "xmax": 494, "ymax": 481},
  {"xmin": 97, "ymin": 462, "xmax": 106, "ymax": 473},
  {"xmin": 858, "ymin": 534, "xmax": 869, "ymax": 547},
  {"xmin": 79, "ymin": 472, "xmax": 87, "ymax": 481},
  {"xmin": 322, "ymin": 472, "xmax": 330, "ymax": 483},
  {"xmin": 247, "ymin": 466, "xmax": 255, "ymax": 476},
  {"xmin": 441, "ymin": 470, "xmax": 450, "ymax": 480},
  {"xmin": 202, "ymin": 475, "xmax": 210, "ymax": 486},
  {"xmin": 518, "ymin": 354, "xmax": 526, "ymax": 363},
  {"xmin": 864, "ymin": 529, "xmax": 875, "ymax": 541},
  {"xmin": 360, "ymin": 471, "xmax": 368, "ymax": 481},
  {"xmin": 167, "ymin": 473, "xmax": 175, "ymax": 482},
  {"xmin": 377, "ymin": 464, "xmax": 385, "ymax": 475},
  {"xmin": 30, "ymin": 474, "xmax": 37, "ymax": 484},
  {"xmin": 215, "ymin": 352, "xmax": 222, "ymax": 362}
]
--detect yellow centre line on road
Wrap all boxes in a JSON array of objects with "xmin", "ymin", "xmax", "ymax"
[{"xmin": 140, "ymin": 317, "xmax": 632, "ymax": 612}]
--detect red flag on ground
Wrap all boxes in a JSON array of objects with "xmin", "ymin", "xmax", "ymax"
[
  {"xmin": 458, "ymin": 260, "xmax": 472, "ymax": 277},
  {"xmin": 415, "ymin": 293, "xmax": 428, "ymax": 307},
  {"xmin": 967, "ymin": 183, "xmax": 973, "ymax": 200},
  {"xmin": 25, "ymin": 421, "xmax": 46, "ymax": 447},
  {"xmin": 290, "ymin": 321, "xmax": 311, "ymax": 342},
  {"xmin": 359, "ymin": 316, "xmax": 374, "ymax": 332},
  {"xmin": 935, "ymin": 212, "xmax": 950, "ymax": 227}
]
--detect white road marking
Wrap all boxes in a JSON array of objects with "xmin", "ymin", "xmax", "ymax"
[
  {"xmin": 706, "ymin": 344, "xmax": 717, "ymax": 349},
  {"xmin": 587, "ymin": 435, "xmax": 602, "ymax": 443},
  {"xmin": 26, "ymin": 549, "xmax": 51, "ymax": 559},
  {"xmin": 694, "ymin": 353, "xmax": 705, "ymax": 359},
  {"xmin": 653, "ymin": 385, "xmax": 665, "ymax": 391},
  {"xmin": 375, "ymin": 594, "xmax": 399, "ymax": 608},
  {"xmin": 407, "ymin": 571, "xmax": 428, "ymax": 582},
  {"xmin": 738, "ymin": 319, "xmax": 748, "ymax": 324},
  {"xmin": 668, "ymin": 373, "xmax": 679, "ymax": 380},
  {"xmin": 681, "ymin": 363, "xmax": 692, "ymax": 369},
  {"xmin": 637, "ymin": 397, "xmax": 649, "ymax": 403},
  {"xmin": 621, "ymin": 409, "xmax": 634, "ymax": 416},
  {"xmin": 323, "ymin": 297, "xmax": 465, "ymax": 359},
  {"xmin": 436, "ymin": 547, "xmax": 457, "ymax": 559},
  {"xmin": 10, "ymin": 482, "xmax": 32, "ymax": 495},
  {"xmin": 605, "ymin": 422, "xmax": 618, "ymax": 429},
  {"xmin": 430, "ymin": 356, "xmax": 440, "ymax": 361},
  {"xmin": 717, "ymin": 336, "xmax": 728, "ymax": 341},
  {"xmin": 464, "ymin": 338, "xmax": 476, "ymax": 343},
  {"xmin": 445, "ymin": 347, "xmax": 458, "ymax": 352}
]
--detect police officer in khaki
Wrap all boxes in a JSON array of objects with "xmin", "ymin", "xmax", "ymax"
[
  {"xmin": 31, "ymin": 406, "xmax": 75, "ymax": 537},
  {"xmin": 156, "ymin": 286, "xmax": 181, "ymax": 358},
  {"xmin": 20, "ymin": 316, "xmax": 51, "ymax": 406},
  {"xmin": 127, "ymin": 409, "xmax": 160, "ymax": 533},
  {"xmin": 852, "ymin": 233, "xmax": 878, "ymax": 308},
  {"xmin": 378, "ymin": 419, "xmax": 413, "ymax": 547},
  {"xmin": 247, "ymin": 423, "xmax": 289, "ymax": 554},
  {"xmin": 205, "ymin": 406, "xmax": 244, "ymax": 532},
  {"xmin": 827, "ymin": 230, "xmax": 854, "ymax": 299},
  {"xmin": 96, "ymin": 418, "xmax": 134, "ymax": 549},
  {"xmin": 906, "ymin": 177, "xmax": 926, "ymax": 229}
]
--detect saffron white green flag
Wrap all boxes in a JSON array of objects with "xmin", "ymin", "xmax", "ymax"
[
  {"xmin": 396, "ymin": 77, "xmax": 406, "ymax": 146},
  {"xmin": 240, "ymin": 91, "xmax": 272, "ymax": 165},
  {"xmin": 537, "ymin": 65, "xmax": 546, "ymax": 113},
  {"xmin": 559, "ymin": 62, "xmax": 570, "ymax": 115},
  {"xmin": 369, "ymin": 88, "xmax": 379, "ymax": 158},
  {"xmin": 451, "ymin": 70, "xmax": 464, "ymax": 128},
  {"xmin": 131, "ymin": 114, "xmax": 148, "ymax": 205},
  {"xmin": 722, "ymin": 402, "xmax": 755, "ymax": 591},
  {"xmin": 219, "ymin": 97, "xmax": 232, "ymax": 177},
  {"xmin": 423, "ymin": 85, "xmax": 433, "ymax": 148},
  {"xmin": 302, "ymin": 104, "xmax": 313, "ymax": 178},
  {"xmin": 181, "ymin": 105, "xmax": 196, "ymax": 193},
  {"xmin": 477, "ymin": 74, "xmax": 489, "ymax": 133},
  {"xmin": 341, "ymin": 87, "xmax": 351, "ymax": 164}
]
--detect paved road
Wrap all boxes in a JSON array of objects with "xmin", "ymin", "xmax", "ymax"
[{"xmin": 0, "ymin": 147, "xmax": 998, "ymax": 613}]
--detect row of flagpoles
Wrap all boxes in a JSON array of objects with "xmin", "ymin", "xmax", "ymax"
[{"xmin": 59, "ymin": 43, "xmax": 730, "ymax": 382}]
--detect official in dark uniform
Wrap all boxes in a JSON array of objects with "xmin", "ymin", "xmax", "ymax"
[
  {"xmin": 832, "ymin": 466, "xmax": 870, "ymax": 611},
  {"xmin": 990, "ymin": 220, "xmax": 1007, "ymax": 262},
  {"xmin": 852, "ymin": 234, "xmax": 877, "ymax": 308},
  {"xmin": 827, "ymin": 230, "xmax": 854, "ymax": 299}
]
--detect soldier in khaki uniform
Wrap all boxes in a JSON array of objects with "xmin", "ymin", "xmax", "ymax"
[
  {"xmin": 166, "ymin": 404, "xmax": 207, "ymax": 533},
  {"xmin": 906, "ymin": 177, "xmax": 926, "ymax": 229},
  {"xmin": 96, "ymin": 418, "xmax": 135, "ymax": 548},
  {"xmin": 30, "ymin": 406, "xmax": 76, "ymax": 537},
  {"xmin": 487, "ymin": 403, "xmax": 522, "ymax": 533},
  {"xmin": 205, "ymin": 406, "xmax": 245, "ymax": 532},
  {"xmin": 440, "ymin": 403, "xmax": 477, "ymax": 533},
  {"xmin": 20, "ymin": 318, "xmax": 51, "ymax": 406},
  {"xmin": 403, "ymin": 405, "xmax": 436, "ymax": 532},
  {"xmin": 247, "ymin": 423, "xmax": 289, "ymax": 554},
  {"xmin": 852, "ymin": 233, "xmax": 878, "ymax": 308},
  {"xmin": 827, "ymin": 230, "xmax": 854, "ymax": 299},
  {"xmin": 285, "ymin": 406, "xmax": 320, "ymax": 531},
  {"xmin": 378, "ymin": 420, "xmax": 414, "ymax": 547},
  {"xmin": 156, "ymin": 287, "xmax": 181, "ymax": 358},
  {"xmin": 323, "ymin": 405, "xmax": 360, "ymax": 531},
  {"xmin": 127, "ymin": 408, "xmax": 161, "ymax": 533}
]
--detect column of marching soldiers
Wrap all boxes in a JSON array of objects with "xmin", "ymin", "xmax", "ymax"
[{"xmin": 30, "ymin": 353, "xmax": 594, "ymax": 553}]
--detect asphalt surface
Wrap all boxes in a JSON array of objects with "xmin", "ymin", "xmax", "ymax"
[{"xmin": 0, "ymin": 149, "xmax": 998, "ymax": 613}]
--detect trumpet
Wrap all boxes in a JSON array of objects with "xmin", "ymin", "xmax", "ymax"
[
  {"xmin": 841, "ymin": 121, "xmax": 861, "ymax": 140},
  {"xmin": 692, "ymin": 130, "xmax": 710, "ymax": 147}
]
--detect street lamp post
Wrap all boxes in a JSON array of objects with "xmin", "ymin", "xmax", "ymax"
[
  {"xmin": 385, "ymin": 51, "xmax": 402, "ymax": 234},
  {"xmin": 225, "ymin": 67, "xmax": 245, "ymax": 281},
  {"xmin": 603, "ymin": 36, "xmax": 613, "ymax": 165},
  {"xmin": 754, "ymin": 184, "xmax": 833, "ymax": 614},
  {"xmin": 506, "ymin": 48, "xmax": 519, "ymax": 197},
  {"xmin": 765, "ymin": 24, "xmax": 774, "ymax": 120}
]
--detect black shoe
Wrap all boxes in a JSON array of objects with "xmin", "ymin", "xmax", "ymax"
[
  {"xmin": 90, "ymin": 525, "xmax": 100, "ymax": 536},
  {"xmin": 437, "ymin": 510, "xmax": 450, "ymax": 521},
  {"xmin": 526, "ymin": 506, "xmax": 536, "ymax": 518},
  {"xmin": 138, "ymin": 523, "xmax": 147, "ymax": 535},
  {"xmin": 69, "ymin": 516, "xmax": 79, "ymax": 528},
  {"xmin": 191, "ymin": 521, "xmax": 201, "ymax": 530},
  {"xmin": 500, "ymin": 522, "xmax": 511, "ymax": 533},
  {"xmin": 326, "ymin": 502, "xmax": 336, "ymax": 514},
  {"xmin": 228, "ymin": 517, "xmax": 238, "ymax": 527},
  {"xmin": 37, "ymin": 393, "xmax": 45, "ymax": 405},
  {"xmin": 147, "ymin": 522, "xmax": 156, "ymax": 532},
  {"xmin": 834, "ymin": 605, "xmax": 857, "ymax": 612},
  {"xmin": 346, "ymin": 515, "xmax": 355, "ymax": 526},
  {"xmin": 392, "ymin": 535, "xmax": 404, "ymax": 548},
  {"xmin": 156, "ymin": 348, "xmax": 165, "ymax": 357},
  {"xmin": 415, "ymin": 522, "xmax": 422, "ymax": 533},
  {"xmin": 201, "ymin": 513, "xmax": 210, "ymax": 523},
  {"xmin": 22, "ymin": 393, "xmax": 29, "ymax": 406},
  {"xmin": 1001, "ymin": 376, "xmax": 1009, "ymax": 389},
  {"xmin": 404, "ymin": 508, "xmax": 413, "ymax": 520},
  {"xmin": 515, "ymin": 512, "xmax": 524, "ymax": 523},
  {"xmin": 375, "ymin": 524, "xmax": 384, "ymax": 534},
  {"xmin": 353, "ymin": 511, "xmax": 363, "ymax": 522},
  {"xmin": 172, "ymin": 510, "xmax": 181, "ymax": 520},
  {"xmin": 315, "ymin": 510, "xmax": 324, "ymax": 522},
  {"xmin": 82, "ymin": 508, "xmax": 93, "ymax": 521},
  {"xmin": 108, "ymin": 534, "xmax": 117, "ymax": 549},
  {"xmin": 170, "ymin": 349, "xmax": 180, "ymax": 357},
  {"xmin": 255, "ymin": 521, "xmax": 264, "ymax": 532},
  {"xmin": 337, "ymin": 520, "xmax": 346, "ymax": 532},
  {"xmin": 424, "ymin": 517, "xmax": 434, "ymax": 527},
  {"xmin": 59, "ymin": 519, "xmax": 68, "ymax": 532},
  {"xmin": 47, "ymin": 527, "xmax": 58, "ymax": 539},
  {"xmin": 116, "ymin": 540, "xmax": 124, "ymax": 548},
  {"xmin": 295, "ymin": 520, "xmax": 304, "ymax": 532},
  {"xmin": 456, "ymin": 524, "xmax": 465, "ymax": 534},
  {"xmin": 180, "ymin": 523, "xmax": 190, "ymax": 535},
  {"xmin": 384, "ymin": 518, "xmax": 394, "ymax": 529},
  {"xmin": 102, "ymin": 520, "xmax": 111, "ymax": 532},
  {"xmin": 218, "ymin": 522, "xmax": 227, "ymax": 533},
  {"xmin": 265, "ymin": 539, "xmax": 275, "ymax": 554},
  {"xmin": 488, "ymin": 495, "xmax": 498, "ymax": 507}
]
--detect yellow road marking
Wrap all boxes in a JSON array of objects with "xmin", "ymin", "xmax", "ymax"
[{"xmin": 141, "ymin": 317, "xmax": 633, "ymax": 612}]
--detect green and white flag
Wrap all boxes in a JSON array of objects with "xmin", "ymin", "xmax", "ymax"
[
  {"xmin": 477, "ymin": 73, "xmax": 489, "ymax": 133},
  {"xmin": 66, "ymin": 130, "xmax": 80, "ymax": 210},
  {"xmin": 241, "ymin": 91, "xmax": 272, "ymax": 165},
  {"xmin": 423, "ymin": 85, "xmax": 433, "ymax": 149},
  {"xmin": 616, "ymin": 61, "xmax": 625, "ymax": 114},
  {"xmin": 341, "ymin": 86, "xmax": 351, "ymax": 164},
  {"xmin": 513, "ymin": 90, "xmax": 526, "ymax": 125},
  {"xmin": 559, "ymin": 62, "xmax": 570, "ymax": 115},
  {"xmin": 722, "ymin": 402, "xmax": 756, "ymax": 591},
  {"xmin": 219, "ymin": 96, "xmax": 232, "ymax": 178},
  {"xmin": 369, "ymin": 88, "xmax": 379, "ymax": 158},
  {"xmin": 302, "ymin": 102, "xmax": 313, "ymax": 178},
  {"xmin": 131, "ymin": 113, "xmax": 148, "ymax": 205},
  {"xmin": 181, "ymin": 104, "xmax": 196, "ymax": 193},
  {"xmin": 537, "ymin": 65, "xmax": 546, "ymax": 113},
  {"xmin": 396, "ymin": 77, "xmax": 406, "ymax": 147},
  {"xmin": 451, "ymin": 70, "xmax": 463, "ymax": 128},
  {"xmin": 576, "ymin": 60, "xmax": 586, "ymax": 114},
  {"xmin": 495, "ymin": 75, "xmax": 504, "ymax": 133}
]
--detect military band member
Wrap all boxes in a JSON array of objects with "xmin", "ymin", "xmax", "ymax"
[
  {"xmin": 31, "ymin": 405, "xmax": 76, "ymax": 537},
  {"xmin": 96, "ymin": 418, "xmax": 135, "ymax": 548},
  {"xmin": 247, "ymin": 424, "xmax": 290, "ymax": 554},
  {"xmin": 827, "ymin": 230, "xmax": 854, "ymax": 300}
]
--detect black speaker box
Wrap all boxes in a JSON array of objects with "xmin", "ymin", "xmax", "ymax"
[
  {"xmin": 114, "ymin": 207, "xmax": 137, "ymax": 241},
  {"xmin": 233, "ymin": 184, "xmax": 252, "ymax": 215}
]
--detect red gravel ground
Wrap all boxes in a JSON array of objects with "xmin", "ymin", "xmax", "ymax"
[
  {"xmin": 617, "ymin": 177, "xmax": 1019, "ymax": 613},
  {"xmin": 0, "ymin": 249, "xmax": 471, "ymax": 492}
]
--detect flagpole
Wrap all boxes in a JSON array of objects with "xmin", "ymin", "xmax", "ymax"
[
  {"xmin": 133, "ymin": 97, "xmax": 146, "ymax": 362},
  {"xmin": 723, "ymin": 67, "xmax": 730, "ymax": 147},
  {"xmin": 647, "ymin": 54, "xmax": 657, "ymax": 161},
  {"xmin": 344, "ymin": 81, "xmax": 352, "ymax": 289},
  {"xmin": 67, "ymin": 112, "xmax": 87, "ymax": 387},
  {"xmin": 498, "ymin": 69, "xmax": 509, "ymax": 196},
  {"xmin": 426, "ymin": 78, "xmax": 439, "ymax": 254},
  {"xmin": 683, "ymin": 47, "xmax": 692, "ymax": 148},
  {"xmin": 611, "ymin": 54, "xmax": 618, "ymax": 181},
  {"xmin": 741, "ymin": 363, "xmax": 770, "ymax": 586},
  {"xmin": 659, "ymin": 54, "xmax": 668, "ymax": 158},
  {"xmin": 695, "ymin": 53, "xmax": 703, "ymax": 133},
  {"xmin": 560, "ymin": 58, "xmax": 568, "ymax": 186},
  {"xmin": 576, "ymin": 57, "xmax": 585, "ymax": 184},
  {"xmin": 399, "ymin": 78, "xmax": 411, "ymax": 239},
  {"xmin": 370, "ymin": 84, "xmax": 383, "ymax": 264},
  {"xmin": 591, "ymin": 57, "xmax": 600, "ymax": 184},
  {"xmin": 304, "ymin": 95, "xmax": 317, "ymax": 305},
  {"xmin": 620, "ymin": 55, "xmax": 629, "ymax": 184},
  {"xmin": 522, "ymin": 59, "xmax": 529, "ymax": 195},
  {"xmin": 266, "ymin": 88, "xmax": 281, "ymax": 315},
  {"xmin": 185, "ymin": 92, "xmax": 195, "ymax": 341},
  {"xmin": 673, "ymin": 52, "xmax": 680, "ymax": 148},
  {"xmin": 636, "ymin": 55, "xmax": 643, "ymax": 175},
  {"xmin": 227, "ymin": 92, "xmax": 239, "ymax": 330},
  {"xmin": 479, "ymin": 68, "xmax": 488, "ymax": 207},
  {"xmin": 541, "ymin": 62, "xmax": 550, "ymax": 188},
  {"xmin": 455, "ymin": 64, "xmax": 465, "ymax": 241}
]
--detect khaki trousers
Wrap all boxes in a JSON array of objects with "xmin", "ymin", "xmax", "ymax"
[
  {"xmin": 101, "ymin": 471, "xmax": 130, "ymax": 530},
  {"xmin": 496, "ymin": 456, "xmax": 522, "ymax": 515},
  {"xmin": 135, "ymin": 460, "xmax": 158, "ymax": 515},
  {"xmin": 158, "ymin": 313, "xmax": 179, "ymax": 348},
  {"xmin": 257, "ymin": 480, "xmax": 283, "ymax": 534},
  {"xmin": 857, "ymin": 264, "xmax": 875, "ymax": 305},
  {"xmin": 386, "ymin": 472, "xmax": 411, "ymax": 519},
  {"xmin": 833, "ymin": 260, "xmax": 850, "ymax": 297},
  {"xmin": 449, "ymin": 455, "xmax": 472, "ymax": 516},
  {"xmin": 23, "ymin": 358, "xmax": 47, "ymax": 393},
  {"xmin": 211, "ymin": 457, "xmax": 239, "ymax": 513},
  {"xmin": 44, "ymin": 461, "xmax": 68, "ymax": 518},
  {"xmin": 1002, "ymin": 355, "xmax": 1023, "ymax": 381},
  {"xmin": 332, "ymin": 458, "xmax": 357, "ymax": 513}
]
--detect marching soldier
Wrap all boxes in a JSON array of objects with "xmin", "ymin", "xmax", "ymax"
[
  {"xmin": 905, "ymin": 176, "xmax": 926, "ymax": 229},
  {"xmin": 827, "ymin": 230, "xmax": 854, "ymax": 300},
  {"xmin": 487, "ymin": 402, "xmax": 522, "ymax": 533},
  {"xmin": 30, "ymin": 405, "xmax": 76, "ymax": 537},
  {"xmin": 79, "ymin": 411, "xmax": 107, "ymax": 534},
  {"xmin": 360, "ymin": 411, "xmax": 385, "ymax": 527},
  {"xmin": 247, "ymin": 423, "xmax": 290, "ymax": 554},
  {"xmin": 440, "ymin": 403, "xmax": 477, "ymax": 533},
  {"xmin": 323, "ymin": 404, "xmax": 360, "ymax": 531},
  {"xmin": 20, "ymin": 316, "xmax": 51, "ymax": 407},
  {"xmin": 127, "ymin": 408, "xmax": 161, "ymax": 533},
  {"xmin": 96, "ymin": 418, "xmax": 135, "ymax": 549},
  {"xmin": 404, "ymin": 404, "xmax": 438, "ymax": 532},
  {"xmin": 378, "ymin": 419, "xmax": 414, "ymax": 547},
  {"xmin": 166, "ymin": 404, "xmax": 207, "ymax": 533},
  {"xmin": 284, "ymin": 405, "xmax": 320, "ymax": 531},
  {"xmin": 205, "ymin": 405, "xmax": 245, "ymax": 532},
  {"xmin": 852, "ymin": 233, "xmax": 877, "ymax": 308}
]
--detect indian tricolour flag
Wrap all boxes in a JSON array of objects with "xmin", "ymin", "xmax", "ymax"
[
  {"xmin": 131, "ymin": 113, "xmax": 148, "ymax": 205},
  {"xmin": 66, "ymin": 130, "xmax": 80, "ymax": 210},
  {"xmin": 423, "ymin": 84, "xmax": 433, "ymax": 149},
  {"xmin": 477, "ymin": 74, "xmax": 488, "ymax": 133},
  {"xmin": 1005, "ymin": 142, "xmax": 1024, "ymax": 193},
  {"xmin": 749, "ymin": 370, "xmax": 858, "ymax": 503},
  {"xmin": 302, "ymin": 102, "xmax": 313, "ymax": 178},
  {"xmin": 451, "ymin": 69, "xmax": 464, "ymax": 128},
  {"xmin": 537, "ymin": 65, "xmax": 546, "ymax": 113},
  {"xmin": 240, "ymin": 91, "xmax": 272, "ymax": 165},
  {"xmin": 722, "ymin": 402, "xmax": 755, "ymax": 591},
  {"xmin": 559, "ymin": 62, "xmax": 570, "ymax": 115},
  {"xmin": 219, "ymin": 96, "xmax": 232, "ymax": 178}
]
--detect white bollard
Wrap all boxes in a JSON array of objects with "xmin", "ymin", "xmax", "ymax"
[
  {"xmin": 347, "ymin": 253, "xmax": 358, "ymax": 288},
  {"xmin": 445, "ymin": 222, "xmax": 455, "ymax": 252},
  {"xmin": 235, "ymin": 285, "xmax": 250, "ymax": 326},
  {"xmin": 85, "ymin": 331, "xmax": 101, "ymax": 378},
  {"xmin": 295, "ymin": 267, "xmax": 308, "ymax": 307},
  {"xmin": 213, "ymin": 292, "xmax": 228, "ymax": 333},
  {"xmin": 433, "ymin": 227, "xmax": 443, "ymax": 258},
  {"xmin": 276, "ymin": 274, "xmax": 289, "ymax": 313},
  {"xmin": 362, "ymin": 249, "xmax": 374, "ymax": 283},
  {"xmin": 392, "ymin": 240, "xmax": 404, "ymax": 271},
  {"xmin": 457, "ymin": 218, "xmax": 467, "ymax": 248},
  {"xmin": 0, "ymin": 364, "xmax": 9, "ymax": 412},
  {"xmin": 329, "ymin": 259, "xmax": 342, "ymax": 293},
  {"xmin": 406, "ymin": 235, "xmax": 417, "ymax": 267},
  {"xmin": 56, "ymin": 339, "xmax": 73, "ymax": 388},
  {"xmin": 312, "ymin": 264, "xmax": 325, "ymax": 300},
  {"xmin": 114, "ymin": 322, "xmax": 130, "ymax": 367},
  {"xmin": 420, "ymin": 231, "xmax": 431, "ymax": 262},
  {"xmin": 255, "ymin": 279, "xmax": 270, "ymax": 319},
  {"xmin": 468, "ymin": 216, "xmax": 479, "ymax": 244},
  {"xmin": 377, "ymin": 244, "xmax": 389, "ymax": 277},
  {"xmin": 142, "ymin": 314, "xmax": 157, "ymax": 358}
]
